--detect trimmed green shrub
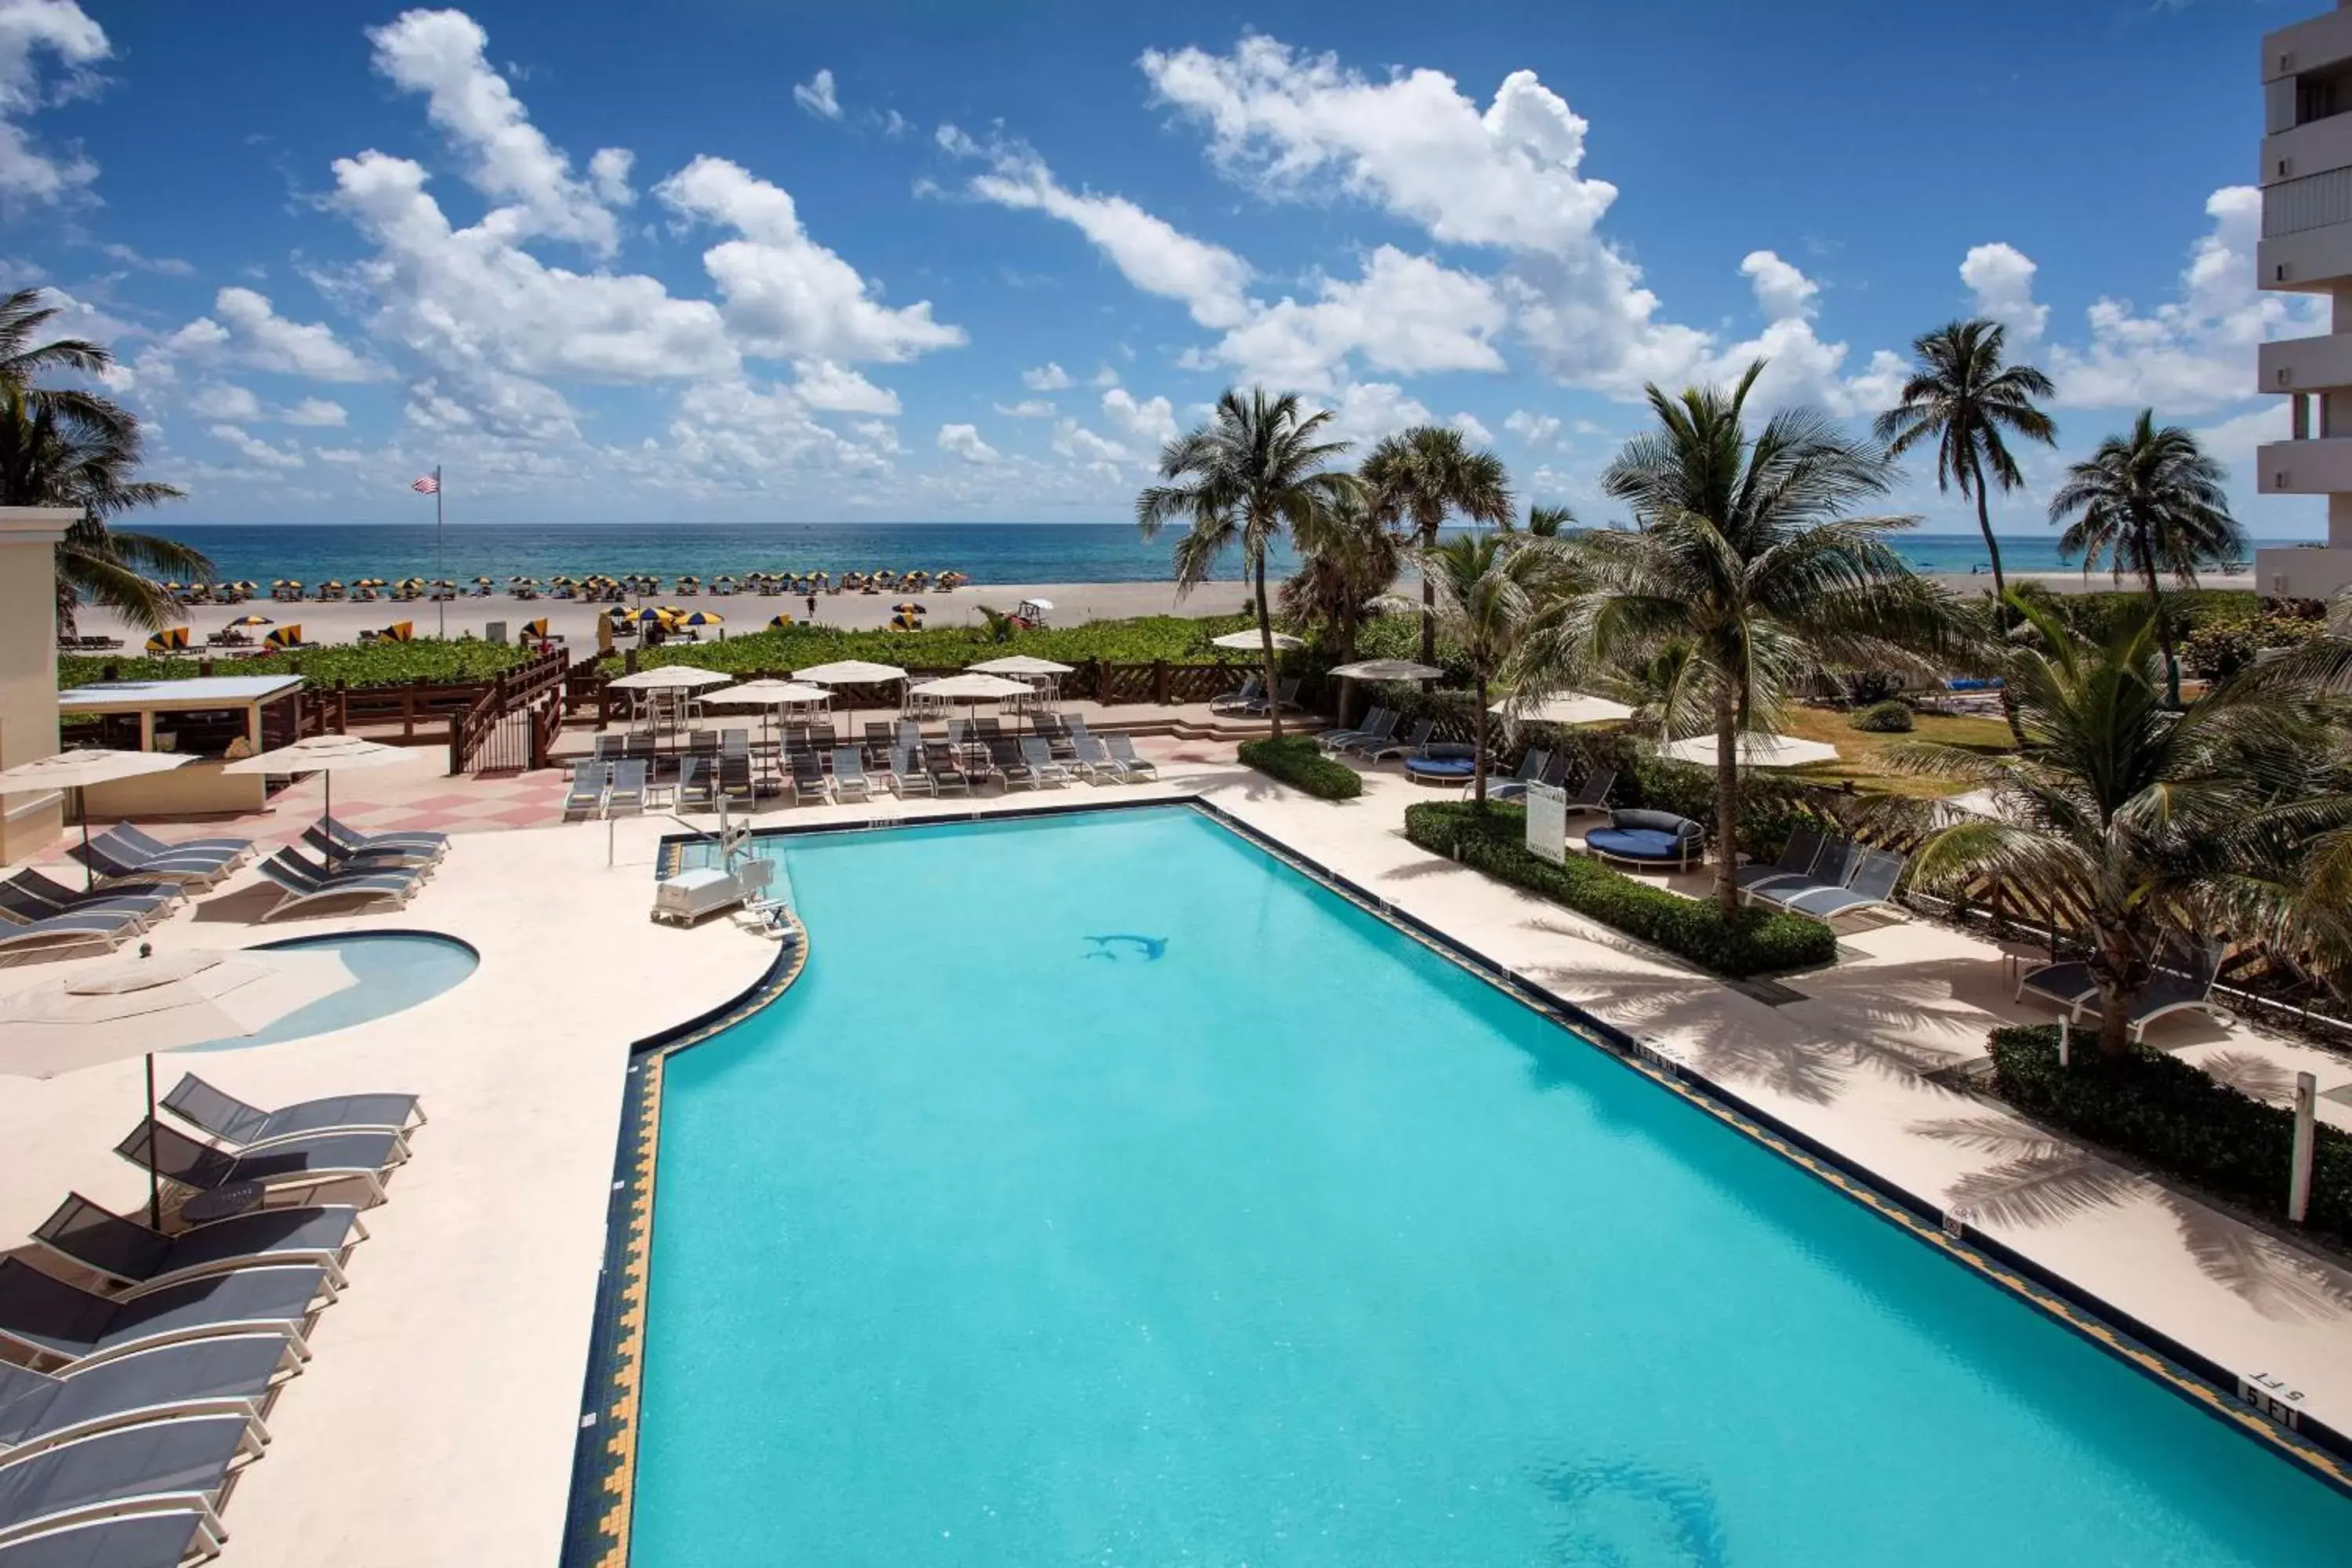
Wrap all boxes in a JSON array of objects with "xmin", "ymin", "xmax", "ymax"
[
  {"xmin": 1240, "ymin": 735, "xmax": 1363, "ymax": 800},
  {"xmin": 59, "ymin": 638, "xmax": 535, "ymax": 691},
  {"xmin": 1850, "ymin": 699, "xmax": 1915, "ymax": 734},
  {"xmin": 1403, "ymin": 801, "xmax": 1838, "ymax": 977},
  {"xmin": 1990, "ymin": 1025, "xmax": 2350, "ymax": 1245}
]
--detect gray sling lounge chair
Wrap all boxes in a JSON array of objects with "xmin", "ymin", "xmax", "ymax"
[
  {"xmin": 789, "ymin": 751, "xmax": 829, "ymax": 804},
  {"xmin": 1210, "ymin": 673, "xmax": 1261, "ymax": 713},
  {"xmin": 924, "ymin": 742, "xmax": 970, "ymax": 796},
  {"xmin": 0, "ymin": 1261, "xmax": 330, "ymax": 1372},
  {"xmin": 561, "ymin": 762, "xmax": 610, "ymax": 821},
  {"xmin": 1069, "ymin": 734, "xmax": 1122, "ymax": 782},
  {"xmin": 117, "ymin": 1120, "xmax": 401, "ymax": 1209},
  {"xmin": 1018, "ymin": 736, "xmax": 1070, "ymax": 786},
  {"xmin": 106, "ymin": 826, "xmax": 250, "ymax": 870},
  {"xmin": 320, "ymin": 816, "xmax": 448, "ymax": 859},
  {"xmin": 2016, "ymin": 960, "xmax": 2099, "ymax": 1014},
  {"xmin": 1103, "ymin": 734, "xmax": 1157, "ymax": 781},
  {"xmin": 1742, "ymin": 834, "xmax": 1853, "ymax": 906},
  {"xmin": 1735, "ymin": 826, "xmax": 1824, "ymax": 894},
  {"xmin": 0, "ymin": 1509, "xmax": 223, "ymax": 1566},
  {"xmin": 830, "ymin": 748, "xmax": 871, "ymax": 803},
  {"xmin": 606, "ymin": 759, "xmax": 650, "ymax": 817},
  {"xmin": 2022, "ymin": 942, "xmax": 2232, "ymax": 1043},
  {"xmin": 69, "ymin": 836, "xmax": 236, "ymax": 890},
  {"xmin": 165, "ymin": 1075, "xmax": 422, "ymax": 1150},
  {"xmin": 252, "ymin": 853, "xmax": 419, "ymax": 924},
  {"xmin": 34, "ymin": 1196, "xmax": 365, "ymax": 1297},
  {"xmin": 0, "ymin": 877, "xmax": 175, "ymax": 928},
  {"xmin": 0, "ymin": 1335, "xmax": 290, "ymax": 1462},
  {"xmin": 0, "ymin": 1414, "xmax": 258, "ymax": 1553},
  {"xmin": 1769, "ymin": 847, "xmax": 1909, "ymax": 926},
  {"xmin": 0, "ymin": 910, "xmax": 143, "ymax": 962},
  {"xmin": 891, "ymin": 746, "xmax": 934, "ymax": 797},
  {"xmin": 1480, "ymin": 749, "xmax": 1551, "ymax": 803},
  {"xmin": 298, "ymin": 825, "xmax": 434, "ymax": 877},
  {"xmin": 988, "ymin": 739, "xmax": 1036, "ymax": 789},
  {"xmin": 1357, "ymin": 718, "xmax": 1432, "ymax": 762},
  {"xmin": 1320, "ymin": 709, "xmax": 1394, "ymax": 755}
]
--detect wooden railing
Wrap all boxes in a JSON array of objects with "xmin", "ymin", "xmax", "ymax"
[{"xmin": 448, "ymin": 648, "xmax": 570, "ymax": 775}]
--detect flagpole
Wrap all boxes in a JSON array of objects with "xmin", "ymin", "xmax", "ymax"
[{"xmin": 434, "ymin": 463, "xmax": 446, "ymax": 639}]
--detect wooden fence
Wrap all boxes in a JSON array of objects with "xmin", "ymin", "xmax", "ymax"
[{"xmin": 448, "ymin": 649, "xmax": 571, "ymax": 775}]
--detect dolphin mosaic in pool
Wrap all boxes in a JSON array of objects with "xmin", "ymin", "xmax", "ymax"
[{"xmin": 1083, "ymin": 933, "xmax": 1167, "ymax": 962}]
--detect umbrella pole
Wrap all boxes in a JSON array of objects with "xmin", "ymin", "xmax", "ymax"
[
  {"xmin": 78, "ymin": 789, "xmax": 93, "ymax": 893},
  {"xmin": 145, "ymin": 1052, "xmax": 161, "ymax": 1229}
]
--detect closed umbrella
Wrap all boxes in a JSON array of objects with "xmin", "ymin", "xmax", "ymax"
[
  {"xmin": 0, "ymin": 946, "xmax": 360, "ymax": 1225},
  {"xmin": 223, "ymin": 733, "xmax": 412, "ymax": 850},
  {"xmin": 1658, "ymin": 732, "xmax": 1839, "ymax": 769},
  {"xmin": 0, "ymin": 750, "xmax": 193, "ymax": 890}
]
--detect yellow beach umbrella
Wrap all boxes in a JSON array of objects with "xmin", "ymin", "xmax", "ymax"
[
  {"xmin": 522, "ymin": 617, "xmax": 550, "ymax": 638},
  {"xmin": 382, "ymin": 622, "xmax": 415, "ymax": 642},
  {"xmin": 768, "ymin": 613, "xmax": 795, "ymax": 630},
  {"xmin": 223, "ymin": 613, "xmax": 273, "ymax": 629},
  {"xmin": 143, "ymin": 626, "xmax": 191, "ymax": 654},
  {"xmin": 674, "ymin": 609, "xmax": 724, "ymax": 628},
  {"xmin": 263, "ymin": 624, "xmax": 303, "ymax": 650}
]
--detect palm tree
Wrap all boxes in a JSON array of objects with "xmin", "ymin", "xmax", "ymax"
[
  {"xmin": 1280, "ymin": 485, "xmax": 1398, "ymax": 666},
  {"xmin": 1886, "ymin": 597, "xmax": 2352, "ymax": 1058},
  {"xmin": 0, "ymin": 286, "xmax": 136, "ymax": 442},
  {"xmin": 2046, "ymin": 410, "xmax": 2242, "ymax": 708},
  {"xmin": 0, "ymin": 387, "xmax": 198, "ymax": 633},
  {"xmin": 1539, "ymin": 360, "xmax": 1956, "ymax": 916},
  {"xmin": 1138, "ymin": 388, "xmax": 1359, "ymax": 739},
  {"xmin": 1360, "ymin": 425, "xmax": 1514, "ymax": 664},
  {"xmin": 1504, "ymin": 503, "xmax": 1576, "ymax": 539},
  {"xmin": 1417, "ymin": 532, "xmax": 1557, "ymax": 806}
]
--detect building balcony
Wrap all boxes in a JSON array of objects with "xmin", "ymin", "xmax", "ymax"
[
  {"xmin": 2257, "ymin": 436, "xmax": 2352, "ymax": 492},
  {"xmin": 2257, "ymin": 222, "xmax": 2352, "ymax": 292},
  {"xmin": 2265, "ymin": 113, "xmax": 2352, "ymax": 186},
  {"xmin": 2265, "ymin": 9, "xmax": 2352, "ymax": 84},
  {"xmin": 2256, "ymin": 543, "xmax": 2352, "ymax": 601},
  {"xmin": 2259, "ymin": 332, "xmax": 2352, "ymax": 394}
]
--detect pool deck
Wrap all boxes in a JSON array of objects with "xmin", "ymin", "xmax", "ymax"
[{"xmin": 0, "ymin": 739, "xmax": 2348, "ymax": 1564}]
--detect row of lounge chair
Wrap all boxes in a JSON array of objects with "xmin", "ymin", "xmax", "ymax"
[
  {"xmin": 1735, "ymin": 828, "xmax": 1911, "ymax": 927},
  {"xmin": 1210, "ymin": 674, "xmax": 1304, "ymax": 716},
  {"xmin": 2016, "ymin": 941, "xmax": 2234, "ymax": 1044},
  {"xmin": 0, "ymin": 1076, "xmax": 421, "ymax": 1563}
]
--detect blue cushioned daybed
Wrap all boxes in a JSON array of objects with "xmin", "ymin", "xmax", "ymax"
[{"xmin": 1584, "ymin": 808, "xmax": 1705, "ymax": 870}]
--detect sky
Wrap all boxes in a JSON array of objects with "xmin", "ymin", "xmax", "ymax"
[{"xmin": 0, "ymin": 0, "xmax": 2329, "ymax": 536}]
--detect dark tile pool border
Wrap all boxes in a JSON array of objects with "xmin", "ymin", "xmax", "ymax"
[{"xmin": 559, "ymin": 797, "xmax": 2350, "ymax": 1568}]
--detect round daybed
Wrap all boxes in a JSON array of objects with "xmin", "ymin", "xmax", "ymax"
[{"xmin": 1583, "ymin": 808, "xmax": 1706, "ymax": 870}]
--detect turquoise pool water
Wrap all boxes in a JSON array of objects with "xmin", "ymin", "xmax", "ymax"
[
  {"xmin": 631, "ymin": 808, "xmax": 2351, "ymax": 1566},
  {"xmin": 176, "ymin": 931, "xmax": 477, "ymax": 1052}
]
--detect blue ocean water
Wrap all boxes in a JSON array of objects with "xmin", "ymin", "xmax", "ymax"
[
  {"xmin": 137, "ymin": 521, "xmax": 2278, "ymax": 590},
  {"xmin": 630, "ymin": 808, "xmax": 2350, "ymax": 1567}
]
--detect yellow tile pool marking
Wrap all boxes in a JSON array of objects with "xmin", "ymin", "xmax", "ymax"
[{"xmin": 586, "ymin": 897, "xmax": 809, "ymax": 1568}]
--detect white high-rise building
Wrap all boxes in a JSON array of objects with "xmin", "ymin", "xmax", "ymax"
[{"xmin": 2258, "ymin": 3, "xmax": 2352, "ymax": 600}]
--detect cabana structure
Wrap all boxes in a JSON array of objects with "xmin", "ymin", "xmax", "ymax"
[{"xmin": 56, "ymin": 674, "xmax": 305, "ymax": 817}]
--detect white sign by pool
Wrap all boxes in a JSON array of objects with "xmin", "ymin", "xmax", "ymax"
[{"xmin": 1526, "ymin": 780, "xmax": 1567, "ymax": 865}]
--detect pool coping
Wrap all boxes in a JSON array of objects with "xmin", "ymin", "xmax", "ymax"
[{"xmin": 557, "ymin": 797, "xmax": 2351, "ymax": 1568}]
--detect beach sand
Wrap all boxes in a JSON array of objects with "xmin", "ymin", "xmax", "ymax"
[{"xmin": 76, "ymin": 568, "xmax": 2216, "ymax": 652}]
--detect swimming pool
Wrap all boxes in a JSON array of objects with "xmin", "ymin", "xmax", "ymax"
[
  {"xmin": 626, "ymin": 808, "xmax": 2351, "ymax": 1565},
  {"xmin": 174, "ymin": 931, "xmax": 477, "ymax": 1053}
]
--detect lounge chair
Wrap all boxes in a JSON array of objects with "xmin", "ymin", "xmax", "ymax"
[
  {"xmin": 606, "ymin": 758, "xmax": 649, "ymax": 817},
  {"xmin": 298, "ymin": 824, "xmax": 436, "ymax": 877},
  {"xmin": 561, "ymin": 762, "xmax": 611, "ymax": 822},
  {"xmin": 1769, "ymin": 847, "xmax": 1909, "ymax": 926},
  {"xmin": 674, "ymin": 757, "xmax": 714, "ymax": 812},
  {"xmin": 0, "ymin": 910, "xmax": 144, "ymax": 961},
  {"xmin": 1322, "ymin": 710, "xmax": 1396, "ymax": 756},
  {"xmin": 1267, "ymin": 676, "xmax": 1305, "ymax": 712},
  {"xmin": 830, "ymin": 748, "xmax": 871, "ymax": 802},
  {"xmin": 891, "ymin": 746, "xmax": 934, "ymax": 797},
  {"xmin": 2015, "ymin": 960, "xmax": 2099, "ymax": 1015},
  {"xmin": 1019, "ymin": 735, "xmax": 1071, "ymax": 786},
  {"xmin": 0, "ymin": 1334, "xmax": 290, "ymax": 1462},
  {"xmin": 117, "ymin": 1119, "xmax": 400, "ymax": 1209},
  {"xmin": 8, "ymin": 869, "xmax": 183, "ymax": 913},
  {"xmin": 1103, "ymin": 734, "xmax": 1158, "ymax": 781},
  {"xmin": 789, "ymin": 752, "xmax": 829, "ymax": 805},
  {"xmin": 34, "ymin": 1195, "xmax": 365, "ymax": 1298},
  {"xmin": 252, "ymin": 852, "xmax": 420, "ymax": 922},
  {"xmin": 1210, "ymin": 673, "xmax": 1262, "ymax": 713},
  {"xmin": 1742, "ymin": 835, "xmax": 1853, "ymax": 906},
  {"xmin": 1316, "ymin": 706, "xmax": 1387, "ymax": 751},
  {"xmin": 0, "ymin": 1259, "xmax": 330, "ymax": 1372},
  {"xmin": 1070, "ymin": 734, "xmax": 1122, "ymax": 782},
  {"xmin": 1735, "ymin": 826, "xmax": 1825, "ymax": 895},
  {"xmin": 1479, "ymin": 749, "xmax": 1551, "ymax": 802},
  {"xmin": 64, "ymin": 838, "xmax": 233, "ymax": 892},
  {"xmin": 973, "ymin": 717, "xmax": 1004, "ymax": 743},
  {"xmin": 1583, "ymin": 808, "xmax": 1706, "ymax": 871},
  {"xmin": 163, "ymin": 1074, "xmax": 423, "ymax": 1149},
  {"xmin": 2022, "ymin": 943, "xmax": 2233, "ymax": 1043},
  {"xmin": 1559, "ymin": 768, "xmax": 1617, "ymax": 818},
  {"xmin": 317, "ymin": 816, "xmax": 448, "ymax": 860},
  {"xmin": 0, "ymin": 1511, "xmax": 224, "ymax": 1566},
  {"xmin": 1356, "ymin": 718, "xmax": 1432, "ymax": 762},
  {"xmin": 1490, "ymin": 752, "xmax": 1567, "ymax": 804},
  {"xmin": 988, "ymin": 739, "xmax": 1036, "ymax": 789},
  {"xmin": 107, "ymin": 826, "xmax": 252, "ymax": 871},
  {"xmin": 923, "ymin": 742, "xmax": 970, "ymax": 796},
  {"xmin": 590, "ymin": 733, "xmax": 622, "ymax": 762},
  {"xmin": 0, "ymin": 882, "xmax": 171, "ymax": 935},
  {"xmin": 717, "ymin": 754, "xmax": 753, "ymax": 806},
  {"xmin": 82, "ymin": 831, "xmax": 241, "ymax": 881},
  {"xmin": 0, "ymin": 1414, "xmax": 259, "ymax": 1554}
]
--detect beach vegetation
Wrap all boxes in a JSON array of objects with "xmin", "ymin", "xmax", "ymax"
[
  {"xmin": 60, "ymin": 637, "xmax": 538, "ymax": 691},
  {"xmin": 1416, "ymin": 531, "xmax": 1561, "ymax": 807},
  {"xmin": 1138, "ymin": 388, "xmax": 1362, "ymax": 739},
  {"xmin": 1281, "ymin": 485, "xmax": 1398, "ymax": 666},
  {"xmin": 1849, "ymin": 699, "xmax": 1915, "ymax": 734},
  {"xmin": 1238, "ymin": 735, "xmax": 1363, "ymax": 800},
  {"xmin": 1360, "ymin": 424, "xmax": 1514, "ymax": 665},
  {"xmin": 2046, "ymin": 410, "xmax": 2244, "ymax": 707},
  {"xmin": 611, "ymin": 612, "xmax": 1262, "ymax": 677}
]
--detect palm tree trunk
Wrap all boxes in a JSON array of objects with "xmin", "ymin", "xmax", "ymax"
[
  {"xmin": 2093, "ymin": 924, "xmax": 2140, "ymax": 1059},
  {"xmin": 1254, "ymin": 549, "xmax": 1283, "ymax": 741},
  {"xmin": 1420, "ymin": 523, "xmax": 1437, "ymax": 666},
  {"xmin": 2143, "ymin": 557, "xmax": 2181, "ymax": 708},
  {"xmin": 1972, "ymin": 459, "xmax": 2027, "ymax": 746},
  {"xmin": 1472, "ymin": 672, "xmax": 1489, "ymax": 809},
  {"xmin": 1713, "ymin": 683, "xmax": 1740, "ymax": 918}
]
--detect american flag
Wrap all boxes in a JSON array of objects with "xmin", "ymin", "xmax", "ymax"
[{"xmin": 410, "ymin": 474, "xmax": 440, "ymax": 495}]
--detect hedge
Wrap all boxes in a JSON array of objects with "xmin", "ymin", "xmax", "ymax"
[
  {"xmin": 59, "ymin": 639, "xmax": 536, "ymax": 691},
  {"xmin": 1403, "ymin": 801, "xmax": 1838, "ymax": 977},
  {"xmin": 1239, "ymin": 735, "xmax": 1363, "ymax": 800},
  {"xmin": 1849, "ymin": 699, "xmax": 1915, "ymax": 734},
  {"xmin": 1990, "ymin": 1025, "xmax": 2350, "ymax": 1245}
]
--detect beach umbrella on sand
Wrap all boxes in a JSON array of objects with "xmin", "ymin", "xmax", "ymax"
[
  {"xmin": 767, "ymin": 614, "xmax": 795, "ymax": 630},
  {"xmin": 892, "ymin": 601, "xmax": 927, "ymax": 615},
  {"xmin": 223, "ymin": 613, "xmax": 273, "ymax": 629},
  {"xmin": 674, "ymin": 609, "xmax": 724, "ymax": 629},
  {"xmin": 1210, "ymin": 629, "xmax": 1303, "ymax": 652},
  {"xmin": 224, "ymin": 733, "xmax": 412, "ymax": 850},
  {"xmin": 0, "ymin": 750, "xmax": 192, "ymax": 889},
  {"xmin": 0, "ymin": 946, "xmax": 362, "ymax": 1225},
  {"xmin": 1657, "ymin": 732, "xmax": 1839, "ymax": 769}
]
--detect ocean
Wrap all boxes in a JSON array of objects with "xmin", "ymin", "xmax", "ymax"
[{"xmin": 133, "ymin": 521, "xmax": 2290, "ymax": 590}]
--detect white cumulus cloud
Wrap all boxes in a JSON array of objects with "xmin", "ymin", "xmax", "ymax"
[
  {"xmin": 281, "ymin": 397, "xmax": 349, "ymax": 427},
  {"xmin": 1101, "ymin": 387, "xmax": 1178, "ymax": 446},
  {"xmin": 1022, "ymin": 361, "xmax": 1072, "ymax": 390},
  {"xmin": 1503, "ymin": 408, "xmax": 1560, "ymax": 446},
  {"xmin": 937, "ymin": 422, "xmax": 999, "ymax": 463},
  {"xmin": 209, "ymin": 423, "xmax": 305, "ymax": 469},
  {"xmin": 0, "ymin": 0, "xmax": 107, "ymax": 202},
  {"xmin": 793, "ymin": 67, "xmax": 841, "ymax": 121},
  {"xmin": 1960, "ymin": 242, "xmax": 2047, "ymax": 345}
]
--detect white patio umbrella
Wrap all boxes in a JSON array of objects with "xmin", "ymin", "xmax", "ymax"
[
  {"xmin": 705, "ymin": 680, "xmax": 834, "ymax": 755},
  {"xmin": 0, "ymin": 750, "xmax": 193, "ymax": 888},
  {"xmin": 907, "ymin": 671, "xmax": 1034, "ymax": 720},
  {"xmin": 1659, "ymin": 732, "xmax": 1840, "ymax": 768},
  {"xmin": 1490, "ymin": 691, "xmax": 1638, "ymax": 726},
  {"xmin": 1210, "ymin": 630, "xmax": 1302, "ymax": 652},
  {"xmin": 605, "ymin": 665, "xmax": 732, "ymax": 690},
  {"xmin": 969, "ymin": 655, "xmax": 1075, "ymax": 677},
  {"xmin": 223, "ymin": 733, "xmax": 411, "ymax": 850},
  {"xmin": 792, "ymin": 660, "xmax": 909, "ymax": 724},
  {"xmin": 1327, "ymin": 659, "xmax": 1445, "ymax": 682},
  {"xmin": 0, "ymin": 946, "xmax": 359, "ymax": 1225}
]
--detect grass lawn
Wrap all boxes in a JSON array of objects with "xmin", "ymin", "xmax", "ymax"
[{"xmin": 1773, "ymin": 702, "xmax": 2015, "ymax": 798}]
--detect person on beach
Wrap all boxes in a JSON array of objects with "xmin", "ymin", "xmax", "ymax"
[{"xmin": 806, "ymin": 593, "xmax": 818, "ymax": 620}]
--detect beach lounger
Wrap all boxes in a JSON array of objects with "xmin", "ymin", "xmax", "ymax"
[
  {"xmin": 1316, "ymin": 706, "xmax": 1385, "ymax": 750},
  {"xmin": 252, "ymin": 852, "xmax": 420, "ymax": 923},
  {"xmin": 1018, "ymin": 735, "xmax": 1071, "ymax": 786},
  {"xmin": 0, "ymin": 882, "xmax": 171, "ymax": 934},
  {"xmin": 64, "ymin": 840, "xmax": 230, "ymax": 892},
  {"xmin": 2022, "ymin": 944, "xmax": 2232, "ymax": 1042},
  {"xmin": 1069, "ymin": 734, "xmax": 1120, "ymax": 782},
  {"xmin": 606, "ymin": 759, "xmax": 649, "ymax": 818},
  {"xmin": 1735, "ymin": 826, "xmax": 1825, "ymax": 894},
  {"xmin": 894, "ymin": 720, "xmax": 923, "ymax": 753},
  {"xmin": 0, "ymin": 1414, "xmax": 260, "ymax": 1555},
  {"xmin": 1742, "ymin": 835, "xmax": 1853, "ymax": 906},
  {"xmin": 0, "ymin": 1334, "xmax": 289, "ymax": 1463},
  {"xmin": 0, "ymin": 911, "xmax": 143, "ymax": 962},
  {"xmin": 2016, "ymin": 960, "xmax": 2100, "ymax": 1014},
  {"xmin": 107, "ymin": 827, "xmax": 251, "ymax": 871},
  {"xmin": 1103, "ymin": 734, "xmax": 1158, "ymax": 781},
  {"xmin": 118, "ymin": 1120, "xmax": 400, "ymax": 1209},
  {"xmin": 1356, "ymin": 718, "xmax": 1432, "ymax": 761},
  {"xmin": 717, "ymin": 754, "xmax": 753, "ymax": 806},
  {"xmin": 561, "ymin": 762, "xmax": 610, "ymax": 822},
  {"xmin": 786, "ymin": 752, "xmax": 827, "ymax": 805},
  {"xmin": 1210, "ymin": 673, "xmax": 1261, "ymax": 713},
  {"xmin": 34, "ymin": 1195, "xmax": 365, "ymax": 1298},
  {"xmin": 163, "ymin": 1074, "xmax": 422, "ymax": 1150},
  {"xmin": 830, "ymin": 748, "xmax": 871, "ymax": 803},
  {"xmin": 891, "ymin": 747, "xmax": 934, "ymax": 797},
  {"xmin": 1321, "ymin": 710, "xmax": 1396, "ymax": 755},
  {"xmin": 590, "ymin": 733, "xmax": 622, "ymax": 762},
  {"xmin": 675, "ymin": 757, "xmax": 714, "ymax": 812},
  {"xmin": 297, "ymin": 825, "xmax": 435, "ymax": 877},
  {"xmin": 317, "ymin": 816, "xmax": 448, "ymax": 859},
  {"xmin": 0, "ymin": 1260, "xmax": 329, "ymax": 1372},
  {"xmin": 987, "ymin": 739, "xmax": 1035, "ymax": 789},
  {"xmin": 9, "ymin": 869, "xmax": 183, "ymax": 913},
  {"xmin": 0, "ymin": 1510, "xmax": 224, "ymax": 1566},
  {"xmin": 1479, "ymin": 748, "xmax": 1551, "ymax": 803},
  {"xmin": 1770, "ymin": 847, "xmax": 1909, "ymax": 926},
  {"xmin": 923, "ymin": 742, "xmax": 970, "ymax": 796},
  {"xmin": 1269, "ymin": 677, "xmax": 1305, "ymax": 712},
  {"xmin": 82, "ymin": 832, "xmax": 239, "ymax": 880}
]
